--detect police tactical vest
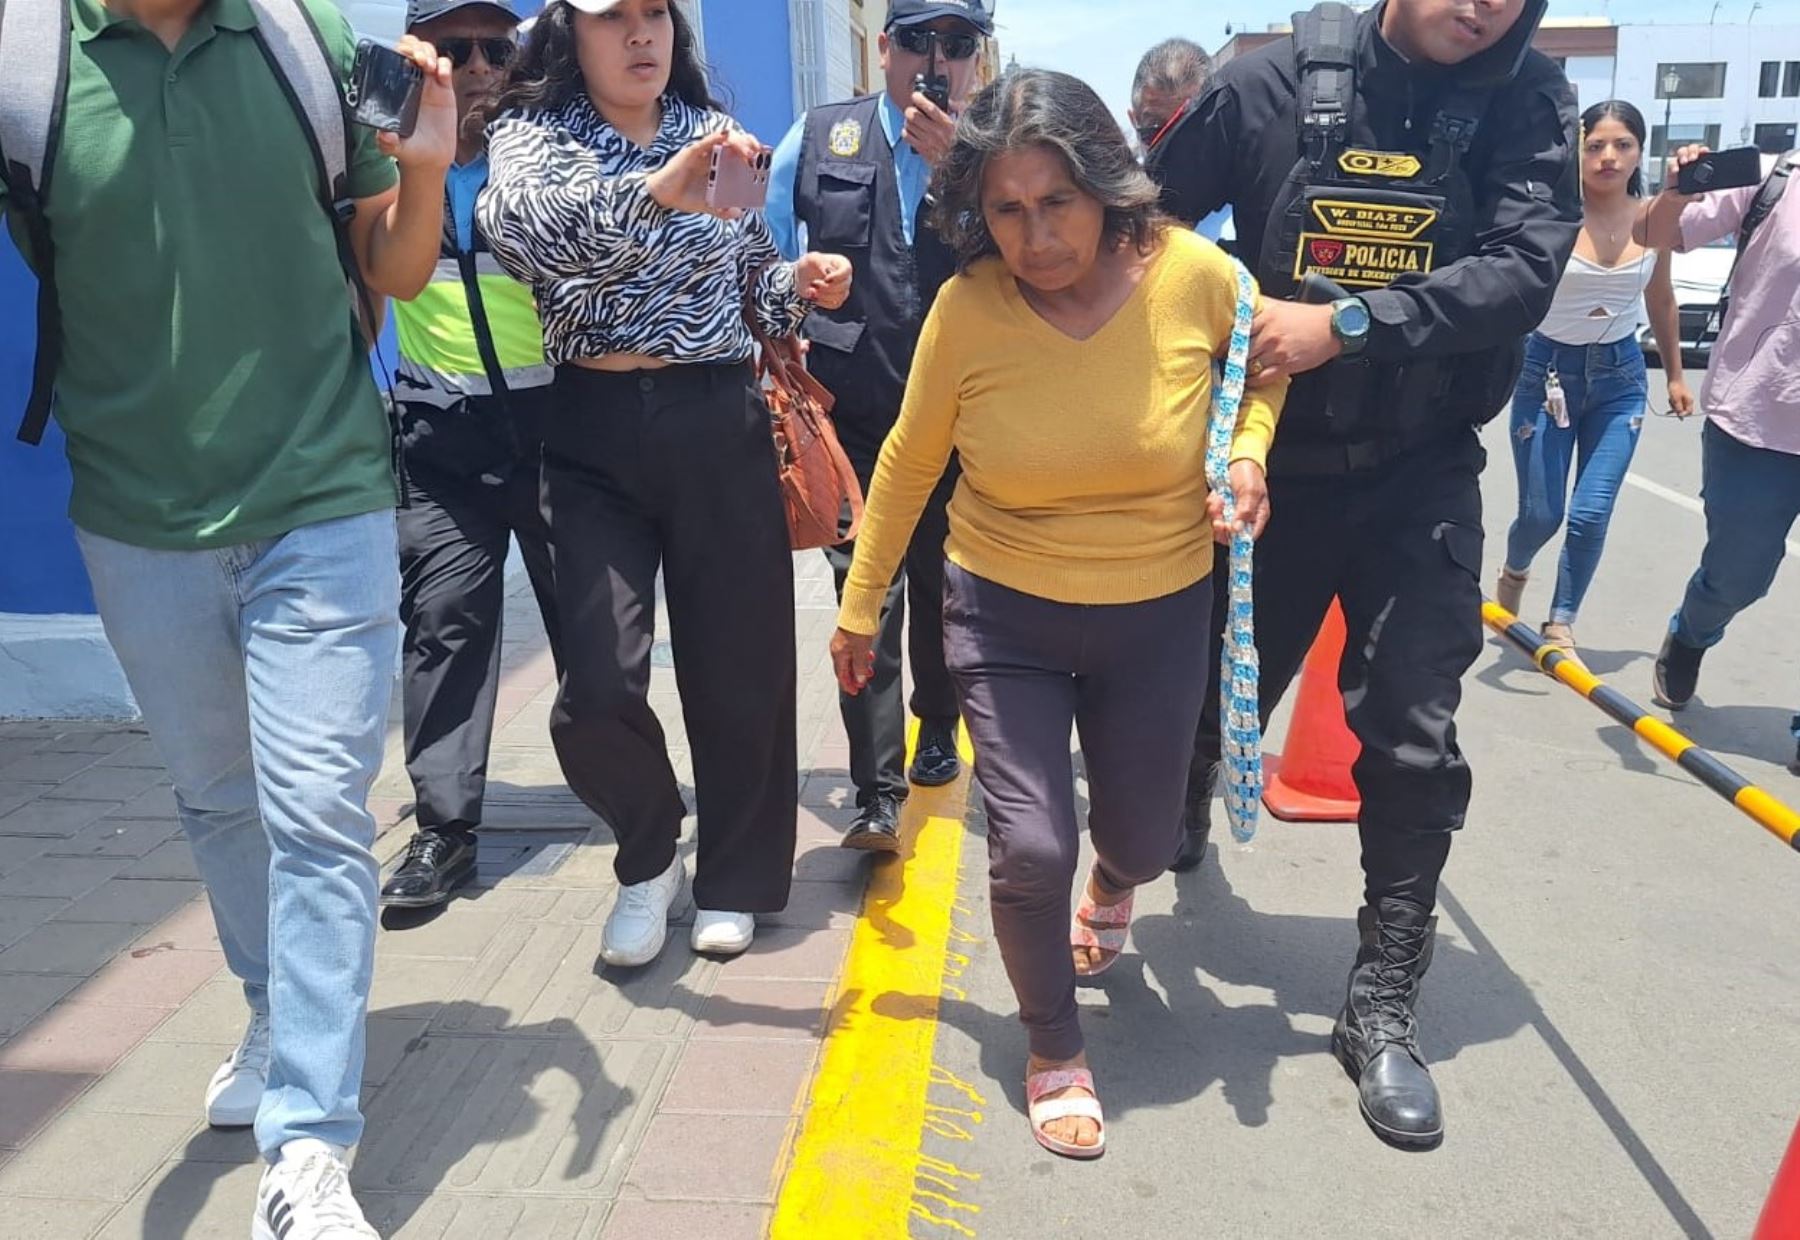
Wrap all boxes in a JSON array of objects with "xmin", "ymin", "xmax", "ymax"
[
  {"xmin": 392, "ymin": 189, "xmax": 552, "ymax": 412},
  {"xmin": 792, "ymin": 93, "xmax": 957, "ymax": 459},
  {"xmin": 1260, "ymin": 2, "xmax": 1505, "ymax": 464}
]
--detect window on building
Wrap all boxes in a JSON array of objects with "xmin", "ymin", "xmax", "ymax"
[
  {"xmin": 1786, "ymin": 61, "xmax": 1800, "ymax": 98},
  {"xmin": 1756, "ymin": 122, "xmax": 1798, "ymax": 155},
  {"xmin": 1654, "ymin": 63, "xmax": 1727, "ymax": 99},
  {"xmin": 1761, "ymin": 61, "xmax": 1781, "ymax": 98},
  {"xmin": 853, "ymin": 27, "xmax": 870, "ymax": 95},
  {"xmin": 1650, "ymin": 124, "xmax": 1724, "ymax": 159}
]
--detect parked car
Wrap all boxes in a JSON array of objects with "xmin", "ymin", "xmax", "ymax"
[{"xmin": 1640, "ymin": 234, "xmax": 1736, "ymax": 369}]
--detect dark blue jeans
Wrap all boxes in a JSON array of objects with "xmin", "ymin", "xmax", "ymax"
[
  {"xmin": 1504, "ymin": 333, "xmax": 1649, "ymax": 625},
  {"xmin": 1671, "ymin": 420, "xmax": 1800, "ymax": 743}
]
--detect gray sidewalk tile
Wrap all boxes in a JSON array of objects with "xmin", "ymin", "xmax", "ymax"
[
  {"xmin": 0, "ymin": 1197, "xmax": 117, "ymax": 1239},
  {"xmin": 0, "ymin": 921, "xmax": 142, "ymax": 976},
  {"xmin": 363, "ymin": 1192, "xmax": 609, "ymax": 1239},
  {"xmin": 600, "ymin": 1199, "xmax": 769, "ymax": 1239},
  {"xmin": 43, "ymin": 818, "xmax": 181, "ymax": 861},
  {"xmin": 105, "ymin": 785, "xmax": 178, "ymax": 821},
  {"xmin": 0, "ymin": 782, "xmax": 55, "ymax": 819},
  {"xmin": 51, "ymin": 878, "xmax": 202, "ymax": 927},
  {"xmin": 0, "ymin": 856, "xmax": 128, "ymax": 900},
  {"xmin": 658, "ymin": 1039, "xmax": 818, "ymax": 1115},
  {"xmin": 77, "ymin": 1040, "xmax": 232, "ymax": 1117},
  {"xmin": 0, "ymin": 798, "xmax": 123, "ymax": 840},
  {"xmin": 91, "ymin": 1153, "xmax": 262, "ymax": 1239},
  {"xmin": 0, "ymin": 895, "xmax": 68, "ymax": 952},
  {"xmin": 0, "ymin": 752, "xmax": 102, "ymax": 784},
  {"xmin": 0, "ymin": 974, "xmax": 84, "ymax": 1039},
  {"xmin": 41, "ymin": 766, "xmax": 168, "ymax": 805},
  {"xmin": 121, "ymin": 839, "xmax": 197, "ymax": 881},
  {"xmin": 145, "ymin": 978, "xmax": 248, "ymax": 1048},
  {"xmin": 0, "ymin": 1109, "xmax": 194, "ymax": 1200}
]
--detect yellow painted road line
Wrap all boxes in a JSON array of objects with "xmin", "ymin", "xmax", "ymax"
[{"xmin": 771, "ymin": 724, "xmax": 978, "ymax": 1240}]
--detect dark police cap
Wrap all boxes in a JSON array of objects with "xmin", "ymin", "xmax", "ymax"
[
  {"xmin": 406, "ymin": 0, "xmax": 521, "ymax": 31},
  {"xmin": 887, "ymin": 0, "xmax": 994, "ymax": 36}
]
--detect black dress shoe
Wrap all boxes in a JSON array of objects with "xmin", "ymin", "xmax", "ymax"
[
  {"xmin": 909, "ymin": 719, "xmax": 961, "ymax": 787},
  {"xmin": 380, "ymin": 828, "xmax": 478, "ymax": 909},
  {"xmin": 841, "ymin": 795, "xmax": 902, "ymax": 853}
]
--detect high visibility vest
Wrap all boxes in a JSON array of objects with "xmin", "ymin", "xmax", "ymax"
[{"xmin": 393, "ymin": 197, "xmax": 552, "ymax": 410}]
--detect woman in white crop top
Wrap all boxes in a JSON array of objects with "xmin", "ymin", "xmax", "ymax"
[{"xmin": 1495, "ymin": 100, "xmax": 1693, "ymax": 655}]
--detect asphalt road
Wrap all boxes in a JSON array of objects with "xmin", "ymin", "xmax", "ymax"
[{"xmin": 913, "ymin": 364, "xmax": 1800, "ymax": 1239}]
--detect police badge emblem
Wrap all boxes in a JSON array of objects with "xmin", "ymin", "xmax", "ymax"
[{"xmin": 828, "ymin": 118, "xmax": 863, "ymax": 158}]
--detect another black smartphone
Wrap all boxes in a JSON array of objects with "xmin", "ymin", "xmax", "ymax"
[
  {"xmin": 347, "ymin": 38, "xmax": 423, "ymax": 138},
  {"xmin": 1677, "ymin": 146, "xmax": 1765, "ymax": 195}
]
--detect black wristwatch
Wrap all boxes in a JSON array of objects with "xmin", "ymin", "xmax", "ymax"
[{"xmin": 1330, "ymin": 296, "xmax": 1372, "ymax": 357}]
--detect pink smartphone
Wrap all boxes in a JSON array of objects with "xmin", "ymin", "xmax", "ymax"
[{"xmin": 706, "ymin": 144, "xmax": 773, "ymax": 211}]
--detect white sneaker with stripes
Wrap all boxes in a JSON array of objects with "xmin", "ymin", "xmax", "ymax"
[{"xmin": 252, "ymin": 1140, "xmax": 376, "ymax": 1240}]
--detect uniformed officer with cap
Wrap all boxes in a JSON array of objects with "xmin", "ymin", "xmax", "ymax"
[
  {"xmin": 379, "ymin": 0, "xmax": 563, "ymax": 913},
  {"xmin": 1148, "ymin": 0, "xmax": 1580, "ymax": 1150},
  {"xmin": 765, "ymin": 0, "xmax": 993, "ymax": 852}
]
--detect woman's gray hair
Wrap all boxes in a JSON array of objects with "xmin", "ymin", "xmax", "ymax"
[{"xmin": 930, "ymin": 68, "xmax": 1169, "ymax": 271}]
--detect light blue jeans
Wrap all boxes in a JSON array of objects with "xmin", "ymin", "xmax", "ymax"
[
  {"xmin": 76, "ymin": 510, "xmax": 399, "ymax": 1158},
  {"xmin": 1670, "ymin": 420, "xmax": 1800, "ymax": 745},
  {"xmin": 1504, "ymin": 333, "xmax": 1649, "ymax": 625}
]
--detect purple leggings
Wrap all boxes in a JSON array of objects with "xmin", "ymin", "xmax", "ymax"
[{"xmin": 942, "ymin": 563, "xmax": 1213, "ymax": 1060}]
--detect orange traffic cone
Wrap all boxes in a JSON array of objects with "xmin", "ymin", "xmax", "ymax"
[
  {"xmin": 1262, "ymin": 599, "xmax": 1362, "ymax": 823},
  {"xmin": 1756, "ymin": 1118, "xmax": 1800, "ymax": 1238}
]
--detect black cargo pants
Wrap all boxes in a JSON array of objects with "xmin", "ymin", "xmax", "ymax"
[{"xmin": 1193, "ymin": 429, "xmax": 1487, "ymax": 912}]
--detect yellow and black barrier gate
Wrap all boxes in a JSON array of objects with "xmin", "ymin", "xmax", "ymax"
[{"xmin": 1482, "ymin": 600, "xmax": 1800, "ymax": 853}]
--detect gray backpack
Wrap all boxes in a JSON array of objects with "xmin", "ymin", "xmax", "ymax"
[{"xmin": 0, "ymin": 0, "xmax": 372, "ymax": 444}]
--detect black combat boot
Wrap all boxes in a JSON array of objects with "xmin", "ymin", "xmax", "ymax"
[
  {"xmin": 1169, "ymin": 760, "xmax": 1218, "ymax": 873},
  {"xmin": 1331, "ymin": 898, "xmax": 1444, "ymax": 1150}
]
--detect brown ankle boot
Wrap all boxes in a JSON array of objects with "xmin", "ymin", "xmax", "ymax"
[{"xmin": 1495, "ymin": 567, "xmax": 1528, "ymax": 616}]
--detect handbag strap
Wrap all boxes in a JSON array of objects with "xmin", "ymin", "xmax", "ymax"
[{"xmin": 1205, "ymin": 261, "xmax": 1264, "ymax": 843}]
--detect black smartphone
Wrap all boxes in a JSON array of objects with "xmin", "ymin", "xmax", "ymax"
[
  {"xmin": 347, "ymin": 38, "xmax": 424, "ymax": 138},
  {"xmin": 1677, "ymin": 146, "xmax": 1765, "ymax": 195}
]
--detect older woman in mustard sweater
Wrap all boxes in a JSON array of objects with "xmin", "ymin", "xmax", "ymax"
[{"xmin": 829, "ymin": 69, "xmax": 1287, "ymax": 1160}]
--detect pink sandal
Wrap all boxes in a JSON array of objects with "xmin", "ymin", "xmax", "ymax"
[
  {"xmin": 1070, "ymin": 878, "xmax": 1134, "ymax": 977},
  {"xmin": 1026, "ymin": 1067, "xmax": 1106, "ymax": 1159}
]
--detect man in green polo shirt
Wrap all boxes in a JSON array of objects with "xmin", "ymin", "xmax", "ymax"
[{"xmin": 0, "ymin": 0, "xmax": 454, "ymax": 1233}]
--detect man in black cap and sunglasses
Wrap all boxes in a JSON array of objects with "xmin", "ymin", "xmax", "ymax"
[
  {"xmin": 379, "ymin": 0, "xmax": 565, "ymax": 913},
  {"xmin": 765, "ymin": 0, "xmax": 993, "ymax": 853}
]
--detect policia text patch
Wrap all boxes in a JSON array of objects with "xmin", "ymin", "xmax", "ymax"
[{"xmin": 1294, "ymin": 197, "xmax": 1440, "ymax": 289}]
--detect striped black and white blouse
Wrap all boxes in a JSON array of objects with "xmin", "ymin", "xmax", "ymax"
[{"xmin": 478, "ymin": 93, "xmax": 806, "ymax": 367}]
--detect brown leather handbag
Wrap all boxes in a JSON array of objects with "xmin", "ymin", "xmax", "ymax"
[{"xmin": 762, "ymin": 350, "xmax": 864, "ymax": 551}]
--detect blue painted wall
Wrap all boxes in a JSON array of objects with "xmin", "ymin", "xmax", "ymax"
[
  {"xmin": 702, "ymin": 1, "xmax": 796, "ymax": 148},
  {"xmin": 0, "ymin": 236, "xmax": 93, "ymax": 615},
  {"xmin": 0, "ymin": 0, "xmax": 795, "ymax": 619}
]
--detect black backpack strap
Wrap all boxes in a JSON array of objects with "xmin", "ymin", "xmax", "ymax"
[
  {"xmin": 1291, "ymin": 2, "xmax": 1359, "ymax": 168},
  {"xmin": 0, "ymin": 0, "xmax": 73, "ymax": 445},
  {"xmin": 1706, "ymin": 150, "xmax": 1799, "ymax": 345}
]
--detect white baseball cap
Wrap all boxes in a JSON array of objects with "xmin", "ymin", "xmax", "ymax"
[{"xmin": 560, "ymin": 0, "xmax": 627, "ymax": 13}]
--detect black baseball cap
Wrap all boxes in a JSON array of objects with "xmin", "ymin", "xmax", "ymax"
[
  {"xmin": 887, "ymin": 0, "xmax": 994, "ymax": 36},
  {"xmin": 406, "ymin": 0, "xmax": 521, "ymax": 31}
]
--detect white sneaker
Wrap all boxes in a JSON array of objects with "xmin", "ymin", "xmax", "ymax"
[
  {"xmin": 691, "ymin": 910, "xmax": 756, "ymax": 957},
  {"xmin": 599, "ymin": 855, "xmax": 689, "ymax": 967},
  {"xmin": 204, "ymin": 1008, "xmax": 270, "ymax": 1128},
  {"xmin": 253, "ymin": 1139, "xmax": 377, "ymax": 1239}
]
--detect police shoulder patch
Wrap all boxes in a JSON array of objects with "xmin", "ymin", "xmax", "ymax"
[{"xmin": 828, "ymin": 118, "xmax": 864, "ymax": 158}]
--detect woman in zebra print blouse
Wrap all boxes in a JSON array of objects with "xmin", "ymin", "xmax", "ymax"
[{"xmin": 475, "ymin": 0, "xmax": 853, "ymax": 969}]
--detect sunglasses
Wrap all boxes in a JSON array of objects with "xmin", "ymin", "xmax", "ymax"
[
  {"xmin": 891, "ymin": 27, "xmax": 981, "ymax": 61},
  {"xmin": 436, "ymin": 37, "xmax": 517, "ymax": 69}
]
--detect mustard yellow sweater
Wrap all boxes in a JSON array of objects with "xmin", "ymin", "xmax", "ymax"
[{"xmin": 838, "ymin": 229, "xmax": 1287, "ymax": 636}]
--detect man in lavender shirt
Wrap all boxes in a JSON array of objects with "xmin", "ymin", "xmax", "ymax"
[{"xmin": 1636, "ymin": 144, "xmax": 1800, "ymax": 771}]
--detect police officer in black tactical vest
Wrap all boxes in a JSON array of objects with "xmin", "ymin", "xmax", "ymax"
[
  {"xmin": 766, "ymin": 0, "xmax": 991, "ymax": 853},
  {"xmin": 1148, "ymin": 0, "xmax": 1580, "ymax": 1149}
]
